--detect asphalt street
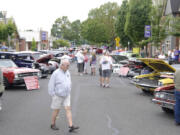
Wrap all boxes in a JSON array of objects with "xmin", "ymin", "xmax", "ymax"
[{"xmin": 0, "ymin": 63, "xmax": 180, "ymax": 135}]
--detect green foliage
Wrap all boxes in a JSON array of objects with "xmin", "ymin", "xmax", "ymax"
[
  {"xmin": 0, "ymin": 18, "xmax": 17, "ymax": 43},
  {"xmin": 51, "ymin": 16, "xmax": 71, "ymax": 39},
  {"xmin": 125, "ymin": 0, "xmax": 152, "ymax": 46},
  {"xmin": 115, "ymin": 0, "xmax": 132, "ymax": 48},
  {"xmin": 81, "ymin": 2, "xmax": 120, "ymax": 45},
  {"xmin": 6, "ymin": 19, "xmax": 16, "ymax": 36},
  {"xmin": 150, "ymin": 2, "xmax": 169, "ymax": 47},
  {"xmin": 0, "ymin": 22, "xmax": 8, "ymax": 42},
  {"xmin": 52, "ymin": 39, "xmax": 70, "ymax": 49},
  {"xmin": 169, "ymin": 17, "xmax": 180, "ymax": 37},
  {"xmin": 51, "ymin": 16, "xmax": 82, "ymax": 45},
  {"xmin": 31, "ymin": 38, "xmax": 36, "ymax": 51},
  {"xmin": 81, "ymin": 19, "xmax": 108, "ymax": 44}
]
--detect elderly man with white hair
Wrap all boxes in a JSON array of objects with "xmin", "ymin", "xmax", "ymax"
[{"xmin": 48, "ymin": 59, "xmax": 79, "ymax": 132}]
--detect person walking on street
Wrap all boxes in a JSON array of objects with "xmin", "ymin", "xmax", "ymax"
[
  {"xmin": 48, "ymin": 59, "xmax": 79, "ymax": 132},
  {"xmin": 83, "ymin": 50, "xmax": 88, "ymax": 74},
  {"xmin": 90, "ymin": 52, "xmax": 97, "ymax": 75},
  {"xmin": 100, "ymin": 51, "xmax": 112, "ymax": 88},
  {"xmin": 98, "ymin": 52, "xmax": 104, "ymax": 86},
  {"xmin": 174, "ymin": 69, "xmax": 180, "ymax": 126},
  {"xmin": 174, "ymin": 47, "xmax": 179, "ymax": 64},
  {"xmin": 76, "ymin": 50, "xmax": 84, "ymax": 76}
]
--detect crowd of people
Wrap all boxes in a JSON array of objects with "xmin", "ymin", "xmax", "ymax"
[
  {"xmin": 75, "ymin": 49, "xmax": 113, "ymax": 87},
  {"xmin": 157, "ymin": 47, "xmax": 180, "ymax": 64}
]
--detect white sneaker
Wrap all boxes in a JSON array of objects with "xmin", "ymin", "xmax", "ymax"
[{"xmin": 0, "ymin": 106, "xmax": 2, "ymax": 111}]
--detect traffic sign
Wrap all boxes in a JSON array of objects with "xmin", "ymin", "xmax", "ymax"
[{"xmin": 115, "ymin": 37, "xmax": 120, "ymax": 47}]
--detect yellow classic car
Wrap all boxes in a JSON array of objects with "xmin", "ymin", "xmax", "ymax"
[{"xmin": 132, "ymin": 58, "xmax": 175, "ymax": 93}]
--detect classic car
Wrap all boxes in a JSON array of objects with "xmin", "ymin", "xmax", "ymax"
[
  {"xmin": 0, "ymin": 51, "xmax": 49, "ymax": 78},
  {"xmin": 152, "ymin": 64, "xmax": 180, "ymax": 113},
  {"xmin": 110, "ymin": 54, "xmax": 129, "ymax": 73},
  {"xmin": 36, "ymin": 54, "xmax": 58, "ymax": 74},
  {"xmin": 132, "ymin": 58, "xmax": 176, "ymax": 93},
  {"xmin": 152, "ymin": 84, "xmax": 175, "ymax": 113},
  {"xmin": 0, "ymin": 59, "xmax": 40, "ymax": 88}
]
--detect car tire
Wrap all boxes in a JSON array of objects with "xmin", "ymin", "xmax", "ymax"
[
  {"xmin": 162, "ymin": 107, "xmax": 173, "ymax": 113},
  {"xmin": 142, "ymin": 89, "xmax": 148, "ymax": 93}
]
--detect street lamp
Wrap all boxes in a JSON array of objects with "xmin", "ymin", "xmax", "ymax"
[{"xmin": 128, "ymin": 41, "xmax": 130, "ymax": 51}]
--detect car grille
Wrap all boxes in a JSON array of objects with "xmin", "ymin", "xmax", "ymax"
[
  {"xmin": 18, "ymin": 72, "xmax": 38, "ymax": 78},
  {"xmin": 138, "ymin": 78, "xmax": 159, "ymax": 86},
  {"xmin": 162, "ymin": 92, "xmax": 175, "ymax": 101}
]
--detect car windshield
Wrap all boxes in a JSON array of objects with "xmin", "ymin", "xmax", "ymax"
[
  {"xmin": 111, "ymin": 55, "xmax": 128, "ymax": 63},
  {"xmin": 0, "ymin": 60, "xmax": 17, "ymax": 68}
]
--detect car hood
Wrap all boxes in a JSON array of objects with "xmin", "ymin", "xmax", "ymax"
[
  {"xmin": 138, "ymin": 58, "xmax": 176, "ymax": 73},
  {"xmin": 1, "ymin": 67, "xmax": 39, "ymax": 74},
  {"xmin": 155, "ymin": 84, "xmax": 175, "ymax": 92},
  {"xmin": 36, "ymin": 54, "xmax": 53, "ymax": 63}
]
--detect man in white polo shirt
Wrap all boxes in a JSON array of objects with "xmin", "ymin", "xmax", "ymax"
[
  {"xmin": 100, "ymin": 51, "xmax": 112, "ymax": 88},
  {"xmin": 48, "ymin": 59, "xmax": 79, "ymax": 132}
]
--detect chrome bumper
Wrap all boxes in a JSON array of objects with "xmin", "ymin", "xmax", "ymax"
[{"xmin": 152, "ymin": 99, "xmax": 174, "ymax": 110}]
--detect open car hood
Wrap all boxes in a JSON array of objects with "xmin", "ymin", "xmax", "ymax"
[
  {"xmin": 36, "ymin": 54, "xmax": 53, "ymax": 63},
  {"xmin": 138, "ymin": 58, "xmax": 176, "ymax": 73}
]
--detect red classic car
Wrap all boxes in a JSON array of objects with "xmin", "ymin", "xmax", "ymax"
[
  {"xmin": 152, "ymin": 84, "xmax": 175, "ymax": 113},
  {"xmin": 0, "ymin": 59, "xmax": 40, "ymax": 88}
]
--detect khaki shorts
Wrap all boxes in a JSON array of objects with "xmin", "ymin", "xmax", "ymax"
[{"xmin": 51, "ymin": 95, "xmax": 71, "ymax": 109}]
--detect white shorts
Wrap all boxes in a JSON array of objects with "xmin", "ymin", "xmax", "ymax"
[{"xmin": 51, "ymin": 95, "xmax": 71, "ymax": 109}]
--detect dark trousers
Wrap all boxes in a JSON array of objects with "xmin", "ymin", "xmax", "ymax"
[{"xmin": 175, "ymin": 90, "xmax": 180, "ymax": 123}]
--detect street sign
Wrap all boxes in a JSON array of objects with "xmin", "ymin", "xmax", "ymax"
[
  {"xmin": 115, "ymin": 37, "xmax": 120, "ymax": 47},
  {"xmin": 144, "ymin": 25, "xmax": 151, "ymax": 38}
]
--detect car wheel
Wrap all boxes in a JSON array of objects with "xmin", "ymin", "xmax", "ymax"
[
  {"xmin": 162, "ymin": 107, "xmax": 173, "ymax": 113},
  {"xmin": 142, "ymin": 89, "xmax": 148, "ymax": 93}
]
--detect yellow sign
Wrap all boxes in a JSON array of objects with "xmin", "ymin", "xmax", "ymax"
[
  {"xmin": 133, "ymin": 47, "xmax": 140, "ymax": 54},
  {"xmin": 115, "ymin": 37, "xmax": 120, "ymax": 47}
]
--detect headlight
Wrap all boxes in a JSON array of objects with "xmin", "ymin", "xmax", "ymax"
[
  {"xmin": 159, "ymin": 93, "xmax": 165, "ymax": 99},
  {"xmin": 155, "ymin": 92, "xmax": 160, "ymax": 98},
  {"xmin": 158, "ymin": 81, "xmax": 163, "ymax": 86},
  {"xmin": 155, "ymin": 92, "xmax": 166, "ymax": 99}
]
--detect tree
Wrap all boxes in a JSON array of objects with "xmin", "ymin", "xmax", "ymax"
[
  {"xmin": 125, "ymin": 0, "xmax": 152, "ymax": 46},
  {"xmin": 81, "ymin": 19, "xmax": 108, "ymax": 44},
  {"xmin": 81, "ymin": 2, "xmax": 120, "ymax": 45},
  {"xmin": 51, "ymin": 16, "xmax": 71, "ymax": 39},
  {"xmin": 0, "ymin": 22, "xmax": 8, "ymax": 42},
  {"xmin": 169, "ymin": 17, "xmax": 180, "ymax": 37},
  {"xmin": 52, "ymin": 39, "xmax": 70, "ymax": 49},
  {"xmin": 150, "ymin": 1, "xmax": 169, "ymax": 47},
  {"xmin": 31, "ymin": 38, "xmax": 36, "ymax": 51},
  {"xmin": 70, "ymin": 20, "xmax": 81, "ymax": 45},
  {"xmin": 115, "ymin": 0, "xmax": 132, "ymax": 48}
]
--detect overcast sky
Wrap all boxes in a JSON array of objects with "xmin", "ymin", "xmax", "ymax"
[{"xmin": 0, "ymin": 0, "xmax": 122, "ymax": 33}]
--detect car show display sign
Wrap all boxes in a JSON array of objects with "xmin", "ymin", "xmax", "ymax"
[
  {"xmin": 119, "ymin": 67, "xmax": 129, "ymax": 76},
  {"xmin": 24, "ymin": 76, "xmax": 40, "ymax": 90}
]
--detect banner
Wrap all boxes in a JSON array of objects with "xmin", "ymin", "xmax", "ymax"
[
  {"xmin": 24, "ymin": 76, "xmax": 40, "ymax": 90},
  {"xmin": 119, "ymin": 67, "xmax": 129, "ymax": 76}
]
